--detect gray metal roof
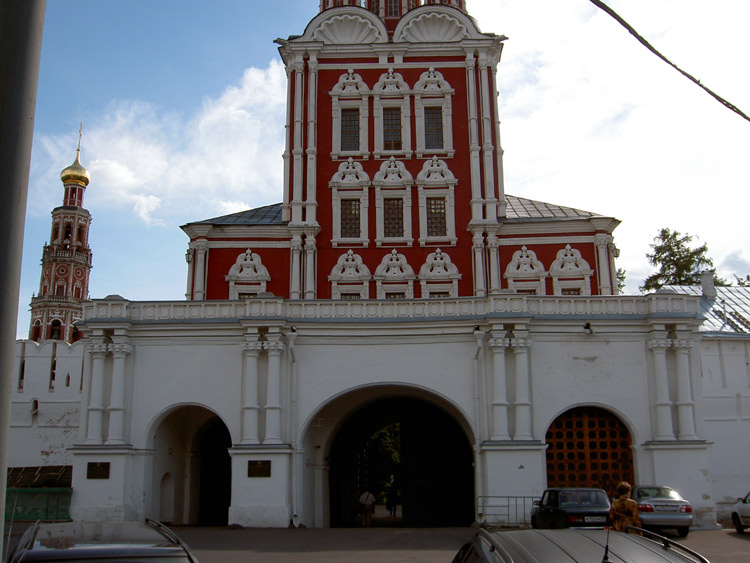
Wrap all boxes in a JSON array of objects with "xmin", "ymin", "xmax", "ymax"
[
  {"xmin": 188, "ymin": 195, "xmax": 602, "ymax": 228},
  {"xmin": 504, "ymin": 194, "xmax": 600, "ymax": 221},
  {"xmin": 663, "ymin": 284, "xmax": 750, "ymax": 334},
  {"xmin": 189, "ymin": 203, "xmax": 283, "ymax": 226}
]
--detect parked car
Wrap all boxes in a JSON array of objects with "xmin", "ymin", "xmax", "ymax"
[
  {"xmin": 530, "ymin": 487, "xmax": 610, "ymax": 529},
  {"xmin": 633, "ymin": 485, "xmax": 693, "ymax": 537},
  {"xmin": 452, "ymin": 528, "xmax": 710, "ymax": 563},
  {"xmin": 5, "ymin": 519, "xmax": 199, "ymax": 562},
  {"xmin": 731, "ymin": 490, "xmax": 750, "ymax": 533}
]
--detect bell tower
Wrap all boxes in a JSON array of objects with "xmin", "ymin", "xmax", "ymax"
[{"xmin": 29, "ymin": 134, "xmax": 93, "ymax": 343}]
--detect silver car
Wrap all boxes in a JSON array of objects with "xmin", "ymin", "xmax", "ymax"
[
  {"xmin": 731, "ymin": 490, "xmax": 750, "ymax": 534},
  {"xmin": 633, "ymin": 485, "xmax": 693, "ymax": 537}
]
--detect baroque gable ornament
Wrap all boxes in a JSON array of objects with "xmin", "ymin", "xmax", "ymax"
[
  {"xmin": 373, "ymin": 157, "xmax": 413, "ymax": 185},
  {"xmin": 225, "ymin": 249, "xmax": 271, "ymax": 299},
  {"xmin": 505, "ymin": 246, "xmax": 546, "ymax": 278},
  {"xmin": 331, "ymin": 69, "xmax": 370, "ymax": 97},
  {"xmin": 375, "ymin": 250, "xmax": 416, "ymax": 280},
  {"xmin": 417, "ymin": 156, "xmax": 456, "ymax": 185},
  {"xmin": 414, "ymin": 67, "xmax": 454, "ymax": 95},
  {"xmin": 373, "ymin": 68, "xmax": 410, "ymax": 95},
  {"xmin": 329, "ymin": 250, "xmax": 371, "ymax": 281},
  {"xmin": 419, "ymin": 248, "xmax": 460, "ymax": 280},
  {"xmin": 331, "ymin": 158, "xmax": 371, "ymax": 186},
  {"xmin": 550, "ymin": 245, "xmax": 592, "ymax": 275}
]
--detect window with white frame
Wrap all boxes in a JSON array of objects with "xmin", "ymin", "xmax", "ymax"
[
  {"xmin": 330, "ymin": 70, "xmax": 370, "ymax": 159},
  {"xmin": 373, "ymin": 69, "xmax": 411, "ymax": 159},
  {"xmin": 330, "ymin": 158, "xmax": 370, "ymax": 247},
  {"xmin": 504, "ymin": 246, "xmax": 548, "ymax": 295},
  {"xmin": 414, "ymin": 68, "xmax": 454, "ymax": 158},
  {"xmin": 549, "ymin": 244, "xmax": 593, "ymax": 296},
  {"xmin": 329, "ymin": 249, "xmax": 371, "ymax": 299},
  {"xmin": 374, "ymin": 249, "xmax": 416, "ymax": 298},
  {"xmin": 225, "ymin": 248, "xmax": 271, "ymax": 299},
  {"xmin": 373, "ymin": 157, "xmax": 414, "ymax": 247},
  {"xmin": 418, "ymin": 248, "xmax": 461, "ymax": 298},
  {"xmin": 416, "ymin": 157, "xmax": 457, "ymax": 246}
]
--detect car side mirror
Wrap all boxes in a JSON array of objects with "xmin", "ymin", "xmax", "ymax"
[{"xmin": 533, "ymin": 500, "xmax": 540, "ymax": 506}]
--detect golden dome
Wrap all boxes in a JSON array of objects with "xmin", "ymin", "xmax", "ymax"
[{"xmin": 60, "ymin": 150, "xmax": 90, "ymax": 186}]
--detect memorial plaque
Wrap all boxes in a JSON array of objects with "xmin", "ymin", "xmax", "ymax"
[
  {"xmin": 248, "ymin": 460, "xmax": 271, "ymax": 477},
  {"xmin": 87, "ymin": 462, "xmax": 110, "ymax": 479}
]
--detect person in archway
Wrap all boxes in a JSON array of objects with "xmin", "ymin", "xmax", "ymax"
[
  {"xmin": 610, "ymin": 481, "xmax": 641, "ymax": 533},
  {"xmin": 358, "ymin": 490, "xmax": 376, "ymax": 527}
]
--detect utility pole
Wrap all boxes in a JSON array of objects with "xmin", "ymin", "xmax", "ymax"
[{"xmin": 0, "ymin": 0, "xmax": 47, "ymax": 553}]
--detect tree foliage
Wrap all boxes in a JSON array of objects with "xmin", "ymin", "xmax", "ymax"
[{"xmin": 642, "ymin": 228, "xmax": 724, "ymax": 291}]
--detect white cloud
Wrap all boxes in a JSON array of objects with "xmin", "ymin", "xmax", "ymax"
[{"xmin": 29, "ymin": 60, "xmax": 288, "ymax": 226}]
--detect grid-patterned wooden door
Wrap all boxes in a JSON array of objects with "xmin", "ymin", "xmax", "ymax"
[{"xmin": 545, "ymin": 407, "xmax": 634, "ymax": 495}]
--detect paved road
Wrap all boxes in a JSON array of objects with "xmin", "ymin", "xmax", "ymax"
[{"xmin": 174, "ymin": 526, "xmax": 750, "ymax": 563}]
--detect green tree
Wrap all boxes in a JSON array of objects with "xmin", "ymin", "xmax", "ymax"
[
  {"xmin": 616, "ymin": 267, "xmax": 627, "ymax": 293},
  {"xmin": 735, "ymin": 274, "xmax": 750, "ymax": 287},
  {"xmin": 642, "ymin": 228, "xmax": 725, "ymax": 291}
]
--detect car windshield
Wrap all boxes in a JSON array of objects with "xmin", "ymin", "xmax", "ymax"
[
  {"xmin": 559, "ymin": 490, "xmax": 609, "ymax": 506},
  {"xmin": 636, "ymin": 487, "xmax": 682, "ymax": 500}
]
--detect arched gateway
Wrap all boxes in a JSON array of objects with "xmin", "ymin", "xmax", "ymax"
[
  {"xmin": 328, "ymin": 396, "xmax": 474, "ymax": 527},
  {"xmin": 545, "ymin": 406, "xmax": 634, "ymax": 495},
  {"xmin": 151, "ymin": 406, "xmax": 232, "ymax": 525}
]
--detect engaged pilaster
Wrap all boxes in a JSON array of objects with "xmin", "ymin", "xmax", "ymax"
[{"xmin": 105, "ymin": 342, "xmax": 133, "ymax": 445}]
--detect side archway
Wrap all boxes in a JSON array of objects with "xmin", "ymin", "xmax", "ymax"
[
  {"xmin": 545, "ymin": 406, "xmax": 634, "ymax": 495},
  {"xmin": 150, "ymin": 405, "xmax": 232, "ymax": 525}
]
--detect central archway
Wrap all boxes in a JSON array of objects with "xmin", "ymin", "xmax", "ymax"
[{"xmin": 329, "ymin": 397, "xmax": 474, "ymax": 527}]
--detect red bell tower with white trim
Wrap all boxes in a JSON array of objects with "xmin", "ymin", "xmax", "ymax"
[{"xmin": 29, "ymin": 138, "xmax": 93, "ymax": 343}]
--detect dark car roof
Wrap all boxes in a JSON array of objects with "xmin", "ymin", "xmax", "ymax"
[
  {"xmin": 476, "ymin": 529, "xmax": 708, "ymax": 563},
  {"xmin": 8, "ymin": 520, "xmax": 197, "ymax": 562}
]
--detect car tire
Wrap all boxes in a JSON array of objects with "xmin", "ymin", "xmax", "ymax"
[
  {"xmin": 733, "ymin": 513, "xmax": 746, "ymax": 534},
  {"xmin": 677, "ymin": 527, "xmax": 689, "ymax": 538}
]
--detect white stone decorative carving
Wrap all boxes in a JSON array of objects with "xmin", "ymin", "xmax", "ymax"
[
  {"xmin": 396, "ymin": 12, "xmax": 469, "ymax": 43},
  {"xmin": 373, "ymin": 68, "xmax": 410, "ymax": 95},
  {"xmin": 417, "ymin": 156, "xmax": 456, "ymax": 184},
  {"xmin": 329, "ymin": 250, "xmax": 371, "ymax": 299},
  {"xmin": 331, "ymin": 69, "xmax": 370, "ymax": 97},
  {"xmin": 312, "ymin": 14, "xmax": 386, "ymax": 44},
  {"xmin": 549, "ymin": 244, "xmax": 593, "ymax": 296},
  {"xmin": 504, "ymin": 246, "xmax": 548, "ymax": 295},
  {"xmin": 419, "ymin": 248, "xmax": 461, "ymax": 297},
  {"xmin": 374, "ymin": 157, "xmax": 413, "ymax": 185},
  {"xmin": 374, "ymin": 250, "xmax": 416, "ymax": 299},
  {"xmin": 226, "ymin": 249, "xmax": 271, "ymax": 299},
  {"xmin": 331, "ymin": 158, "xmax": 371, "ymax": 186},
  {"xmin": 414, "ymin": 67, "xmax": 453, "ymax": 95}
]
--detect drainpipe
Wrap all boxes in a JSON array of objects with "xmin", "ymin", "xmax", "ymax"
[
  {"xmin": 473, "ymin": 328, "xmax": 486, "ymax": 523},
  {"xmin": 287, "ymin": 329, "xmax": 300, "ymax": 527}
]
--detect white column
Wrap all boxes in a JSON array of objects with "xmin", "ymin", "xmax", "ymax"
[
  {"xmin": 472, "ymin": 232, "xmax": 487, "ymax": 297},
  {"xmin": 490, "ymin": 62, "xmax": 506, "ymax": 218},
  {"xmin": 489, "ymin": 335, "xmax": 510, "ymax": 440},
  {"xmin": 184, "ymin": 249, "xmax": 194, "ymax": 300},
  {"xmin": 512, "ymin": 337, "xmax": 533, "ymax": 440},
  {"xmin": 478, "ymin": 59, "xmax": 497, "ymax": 208},
  {"xmin": 648, "ymin": 339, "xmax": 675, "ymax": 440},
  {"xmin": 105, "ymin": 342, "xmax": 132, "ymax": 445},
  {"xmin": 263, "ymin": 338, "xmax": 284, "ymax": 445},
  {"xmin": 84, "ymin": 343, "xmax": 108, "ymax": 444},
  {"xmin": 465, "ymin": 52, "xmax": 483, "ymax": 220},
  {"xmin": 674, "ymin": 340, "xmax": 698, "ymax": 440},
  {"xmin": 290, "ymin": 236, "xmax": 303, "ymax": 300},
  {"xmin": 305, "ymin": 56, "xmax": 319, "ymax": 223},
  {"xmin": 193, "ymin": 241, "xmax": 208, "ymax": 300},
  {"xmin": 487, "ymin": 231, "xmax": 500, "ymax": 293},
  {"xmin": 304, "ymin": 237, "xmax": 317, "ymax": 299},
  {"xmin": 292, "ymin": 59, "xmax": 305, "ymax": 224},
  {"xmin": 595, "ymin": 234, "xmax": 613, "ymax": 295},
  {"xmin": 282, "ymin": 65, "xmax": 293, "ymax": 222},
  {"xmin": 241, "ymin": 341, "xmax": 263, "ymax": 444}
]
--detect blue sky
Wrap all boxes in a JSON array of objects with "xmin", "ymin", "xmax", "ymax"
[{"xmin": 18, "ymin": 0, "xmax": 750, "ymax": 337}]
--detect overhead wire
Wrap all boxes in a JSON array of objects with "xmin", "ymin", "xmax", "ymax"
[{"xmin": 588, "ymin": 0, "xmax": 750, "ymax": 123}]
